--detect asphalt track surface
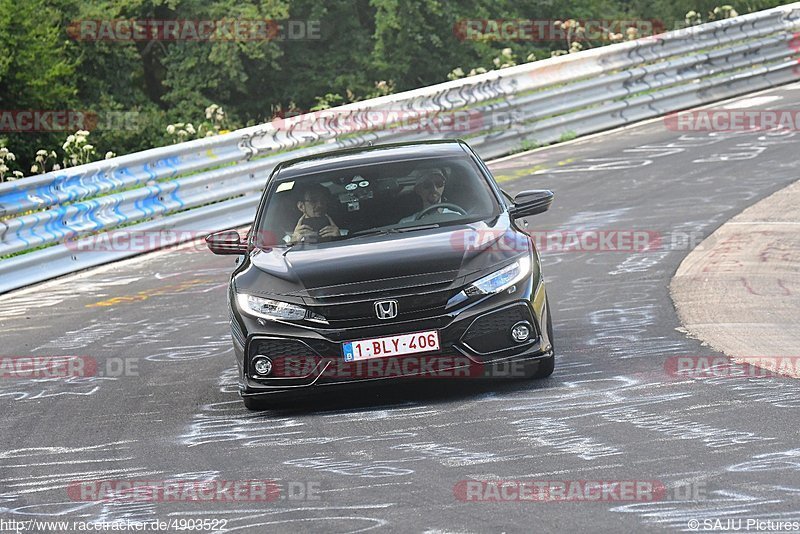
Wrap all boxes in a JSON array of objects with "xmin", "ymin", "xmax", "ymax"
[{"xmin": 2, "ymin": 83, "xmax": 800, "ymax": 533}]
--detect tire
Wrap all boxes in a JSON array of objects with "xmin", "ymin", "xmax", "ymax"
[
  {"xmin": 243, "ymin": 396, "xmax": 270, "ymax": 411},
  {"xmin": 522, "ymin": 296, "xmax": 555, "ymax": 379}
]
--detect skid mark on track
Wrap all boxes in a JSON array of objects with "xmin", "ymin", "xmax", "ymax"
[
  {"xmin": 283, "ymin": 457, "xmax": 414, "ymax": 478},
  {"xmin": 510, "ymin": 418, "xmax": 622, "ymax": 460}
]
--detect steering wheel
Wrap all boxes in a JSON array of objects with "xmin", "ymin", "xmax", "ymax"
[{"xmin": 414, "ymin": 202, "xmax": 468, "ymax": 220}]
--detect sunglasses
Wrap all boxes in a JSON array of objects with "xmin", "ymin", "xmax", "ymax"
[{"xmin": 422, "ymin": 175, "xmax": 446, "ymax": 189}]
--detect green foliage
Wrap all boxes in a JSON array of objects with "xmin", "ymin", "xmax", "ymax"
[
  {"xmin": 518, "ymin": 139, "xmax": 541, "ymax": 152},
  {"xmin": 0, "ymin": 0, "xmax": 788, "ymax": 174},
  {"xmin": 559, "ymin": 130, "xmax": 577, "ymax": 142},
  {"xmin": 0, "ymin": 0, "xmax": 79, "ymax": 172}
]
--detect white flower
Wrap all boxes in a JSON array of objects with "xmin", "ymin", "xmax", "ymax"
[
  {"xmin": 82, "ymin": 144, "xmax": 94, "ymax": 151},
  {"xmin": 35, "ymin": 155, "xmax": 45, "ymax": 163},
  {"xmin": 0, "ymin": 147, "xmax": 8, "ymax": 156},
  {"xmin": 5, "ymin": 152, "xmax": 15, "ymax": 161},
  {"xmin": 76, "ymin": 130, "xmax": 90, "ymax": 137},
  {"xmin": 0, "ymin": 164, "xmax": 7, "ymax": 173},
  {"xmin": 50, "ymin": 150, "xmax": 57, "ymax": 158},
  {"xmin": 185, "ymin": 123, "xmax": 196, "ymax": 135},
  {"xmin": 105, "ymin": 151, "xmax": 115, "ymax": 159},
  {"xmin": 501, "ymin": 48, "xmax": 513, "ymax": 58},
  {"xmin": 12, "ymin": 170, "xmax": 23, "ymax": 178},
  {"xmin": 36, "ymin": 149, "xmax": 48, "ymax": 156},
  {"xmin": 52, "ymin": 163, "xmax": 61, "ymax": 171},
  {"xmin": 31, "ymin": 164, "xmax": 39, "ymax": 173}
]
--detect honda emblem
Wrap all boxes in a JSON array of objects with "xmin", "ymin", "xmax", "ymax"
[{"xmin": 374, "ymin": 300, "xmax": 398, "ymax": 320}]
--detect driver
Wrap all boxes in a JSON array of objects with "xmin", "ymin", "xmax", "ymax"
[{"xmin": 396, "ymin": 170, "xmax": 449, "ymax": 223}]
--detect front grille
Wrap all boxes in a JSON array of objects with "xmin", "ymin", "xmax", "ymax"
[
  {"xmin": 461, "ymin": 304, "xmax": 535, "ymax": 354},
  {"xmin": 250, "ymin": 338, "xmax": 319, "ymax": 359},
  {"xmin": 305, "ymin": 270, "xmax": 459, "ymax": 327}
]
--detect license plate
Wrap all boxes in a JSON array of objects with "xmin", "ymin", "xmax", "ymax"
[{"xmin": 342, "ymin": 331, "xmax": 440, "ymax": 362}]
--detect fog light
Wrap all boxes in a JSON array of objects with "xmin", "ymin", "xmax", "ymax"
[
  {"xmin": 253, "ymin": 356, "xmax": 273, "ymax": 376},
  {"xmin": 510, "ymin": 321, "xmax": 532, "ymax": 343}
]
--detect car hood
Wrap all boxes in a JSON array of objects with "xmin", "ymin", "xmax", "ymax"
[{"xmin": 234, "ymin": 215, "xmax": 529, "ymax": 300}]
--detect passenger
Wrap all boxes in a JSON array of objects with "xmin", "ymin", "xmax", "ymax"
[{"xmin": 290, "ymin": 183, "xmax": 341, "ymax": 243}]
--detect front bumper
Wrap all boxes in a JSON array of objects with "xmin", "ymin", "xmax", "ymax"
[{"xmin": 233, "ymin": 281, "xmax": 552, "ymax": 398}]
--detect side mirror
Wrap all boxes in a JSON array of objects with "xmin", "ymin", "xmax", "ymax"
[
  {"xmin": 206, "ymin": 230, "xmax": 248, "ymax": 255},
  {"xmin": 508, "ymin": 190, "xmax": 554, "ymax": 219}
]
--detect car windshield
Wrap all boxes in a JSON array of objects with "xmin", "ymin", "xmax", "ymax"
[{"xmin": 254, "ymin": 154, "xmax": 500, "ymax": 247}]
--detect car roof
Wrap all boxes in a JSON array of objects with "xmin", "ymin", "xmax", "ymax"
[{"xmin": 274, "ymin": 140, "xmax": 471, "ymax": 179}]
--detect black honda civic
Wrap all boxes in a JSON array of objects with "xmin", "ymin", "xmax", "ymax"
[{"xmin": 207, "ymin": 140, "xmax": 555, "ymax": 410}]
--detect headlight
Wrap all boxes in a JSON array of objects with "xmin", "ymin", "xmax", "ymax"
[
  {"xmin": 465, "ymin": 255, "xmax": 531, "ymax": 296},
  {"xmin": 237, "ymin": 293, "xmax": 325, "ymax": 322}
]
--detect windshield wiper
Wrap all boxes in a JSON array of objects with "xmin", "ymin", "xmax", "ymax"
[
  {"xmin": 347, "ymin": 223, "xmax": 440, "ymax": 240},
  {"xmin": 346, "ymin": 227, "xmax": 400, "ymax": 239},
  {"xmin": 280, "ymin": 239, "xmax": 308, "ymax": 257},
  {"xmin": 395, "ymin": 223, "xmax": 440, "ymax": 232}
]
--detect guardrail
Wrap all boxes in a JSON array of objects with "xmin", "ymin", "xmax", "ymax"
[{"xmin": 1, "ymin": 4, "xmax": 799, "ymax": 294}]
